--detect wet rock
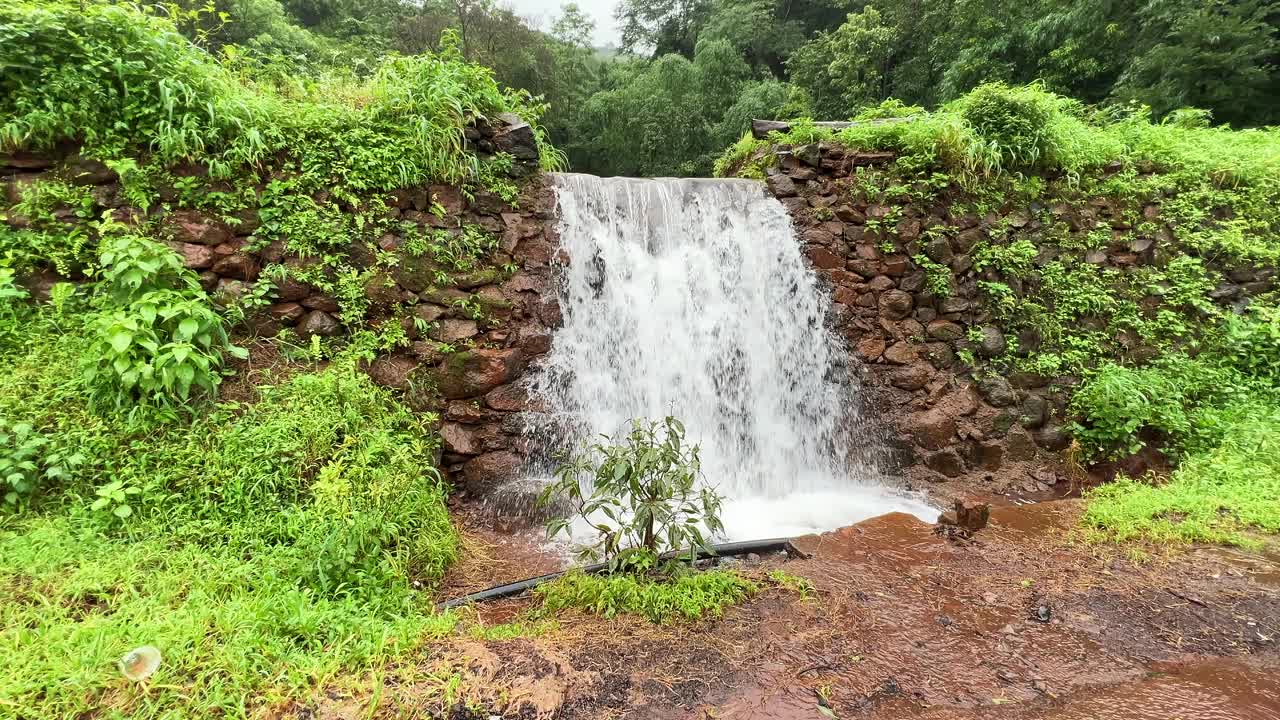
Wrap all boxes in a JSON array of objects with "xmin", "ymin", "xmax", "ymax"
[
  {"xmin": 1020, "ymin": 395, "xmax": 1048, "ymax": 429},
  {"xmin": 765, "ymin": 172, "xmax": 797, "ymax": 197},
  {"xmin": 302, "ymin": 295, "xmax": 341, "ymax": 313},
  {"xmin": 926, "ymin": 449, "xmax": 965, "ymax": 477},
  {"xmin": 211, "ymin": 253, "xmax": 260, "ymax": 281},
  {"xmin": 177, "ymin": 242, "xmax": 216, "ymax": 270},
  {"xmin": 926, "ymin": 320, "xmax": 964, "ymax": 341},
  {"xmin": 882, "ymin": 341, "xmax": 917, "ymax": 365},
  {"xmin": 856, "ymin": 336, "xmax": 887, "ymax": 361},
  {"xmin": 1035, "ymin": 424, "xmax": 1072, "ymax": 451},
  {"xmin": 164, "ymin": 210, "xmax": 232, "ymax": 246},
  {"xmin": 977, "ymin": 376, "xmax": 1017, "ymax": 407},
  {"xmin": 430, "ymin": 318, "xmax": 479, "ymax": 342},
  {"xmin": 891, "ymin": 364, "xmax": 930, "ymax": 391},
  {"xmin": 268, "ymin": 302, "xmax": 305, "ymax": 324},
  {"xmin": 298, "ymin": 310, "xmax": 342, "ymax": 337},
  {"xmin": 365, "ymin": 354, "xmax": 419, "ymax": 391},
  {"xmin": 440, "ymin": 422, "xmax": 482, "ymax": 455},
  {"xmin": 66, "ymin": 154, "xmax": 117, "ymax": 185},
  {"xmin": 937, "ymin": 500, "xmax": 990, "ymax": 531},
  {"xmin": 462, "ymin": 451, "xmax": 524, "ymax": 495},
  {"xmin": 925, "ymin": 237, "xmax": 954, "ymax": 264},
  {"xmin": 878, "ymin": 289, "xmax": 914, "ymax": 320},
  {"xmin": 908, "ymin": 409, "xmax": 956, "ymax": 450},
  {"xmin": 975, "ymin": 326, "xmax": 1007, "ymax": 357},
  {"xmin": 434, "ymin": 348, "xmax": 526, "ymax": 399},
  {"xmin": 491, "ymin": 116, "xmax": 540, "ymax": 162},
  {"xmin": 793, "ymin": 143, "xmax": 821, "ymax": 167},
  {"xmin": 806, "ymin": 246, "xmax": 844, "ymax": 269}
]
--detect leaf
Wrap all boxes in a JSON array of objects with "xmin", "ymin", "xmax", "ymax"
[
  {"xmin": 113, "ymin": 504, "xmax": 133, "ymax": 518},
  {"xmin": 109, "ymin": 331, "xmax": 133, "ymax": 353}
]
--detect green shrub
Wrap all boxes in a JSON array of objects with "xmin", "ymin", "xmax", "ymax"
[
  {"xmin": 0, "ymin": 2, "xmax": 558, "ymax": 187},
  {"xmin": 535, "ymin": 570, "xmax": 758, "ymax": 623},
  {"xmin": 81, "ymin": 290, "xmax": 241, "ymax": 413},
  {"xmin": 955, "ymin": 82, "xmax": 1060, "ymax": 171}
]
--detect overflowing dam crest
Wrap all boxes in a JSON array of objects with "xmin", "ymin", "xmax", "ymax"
[{"xmin": 527, "ymin": 174, "xmax": 933, "ymax": 540}]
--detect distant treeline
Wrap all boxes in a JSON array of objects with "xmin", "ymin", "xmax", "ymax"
[{"xmin": 141, "ymin": 0, "xmax": 1279, "ymax": 176}]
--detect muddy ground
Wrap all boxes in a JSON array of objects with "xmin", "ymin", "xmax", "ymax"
[{"xmin": 305, "ymin": 500, "xmax": 1280, "ymax": 720}]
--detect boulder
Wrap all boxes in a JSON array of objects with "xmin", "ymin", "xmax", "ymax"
[
  {"xmin": 268, "ymin": 302, "xmax": 305, "ymax": 324},
  {"xmin": 440, "ymin": 422, "xmax": 482, "ymax": 455},
  {"xmin": 891, "ymin": 364, "xmax": 930, "ymax": 391},
  {"xmin": 435, "ymin": 348, "xmax": 526, "ymax": 399},
  {"xmin": 177, "ymin": 243, "xmax": 216, "ymax": 270},
  {"xmin": 878, "ymin": 289, "xmax": 914, "ymax": 320},
  {"xmin": 926, "ymin": 320, "xmax": 964, "ymax": 341},
  {"xmin": 908, "ymin": 408, "xmax": 956, "ymax": 450},
  {"xmin": 164, "ymin": 210, "xmax": 231, "ymax": 246},
  {"xmin": 462, "ymin": 451, "xmax": 525, "ymax": 494},
  {"xmin": 211, "ymin": 253, "xmax": 260, "ymax": 281},
  {"xmin": 431, "ymin": 318, "xmax": 479, "ymax": 342},
  {"xmin": 298, "ymin": 310, "xmax": 342, "ymax": 337},
  {"xmin": 977, "ymin": 376, "xmax": 1017, "ymax": 407},
  {"xmin": 365, "ymin": 354, "xmax": 419, "ymax": 390},
  {"xmin": 975, "ymin": 326, "xmax": 1007, "ymax": 357},
  {"xmin": 765, "ymin": 172, "xmax": 797, "ymax": 197},
  {"xmin": 926, "ymin": 449, "xmax": 966, "ymax": 478}
]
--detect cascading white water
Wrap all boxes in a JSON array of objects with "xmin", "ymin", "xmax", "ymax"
[{"xmin": 527, "ymin": 173, "xmax": 934, "ymax": 540}]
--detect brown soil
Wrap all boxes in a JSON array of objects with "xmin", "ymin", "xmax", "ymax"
[{"xmin": 299, "ymin": 500, "xmax": 1279, "ymax": 720}]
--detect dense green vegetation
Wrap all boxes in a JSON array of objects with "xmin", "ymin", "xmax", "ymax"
[
  {"xmin": 31, "ymin": 0, "xmax": 1273, "ymax": 178},
  {"xmin": 0, "ymin": 0, "xmax": 1277, "ymax": 714},
  {"xmin": 0, "ymin": 3, "xmax": 533, "ymax": 716}
]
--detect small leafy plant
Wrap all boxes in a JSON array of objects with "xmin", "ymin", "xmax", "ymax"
[
  {"xmin": 541, "ymin": 416, "xmax": 725, "ymax": 572},
  {"xmin": 0, "ymin": 419, "xmax": 84, "ymax": 509}
]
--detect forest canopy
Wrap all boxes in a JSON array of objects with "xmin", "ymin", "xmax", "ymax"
[{"xmin": 84, "ymin": 0, "xmax": 1277, "ymax": 178}]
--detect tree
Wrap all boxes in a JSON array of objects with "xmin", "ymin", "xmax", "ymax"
[
  {"xmin": 616, "ymin": 0, "xmax": 712, "ymax": 57},
  {"xmin": 1112, "ymin": 0, "xmax": 1279, "ymax": 125},
  {"xmin": 788, "ymin": 6, "xmax": 899, "ymax": 118}
]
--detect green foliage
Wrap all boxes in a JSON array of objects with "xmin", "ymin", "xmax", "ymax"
[
  {"xmin": 0, "ymin": 419, "xmax": 84, "ymax": 510},
  {"xmin": 79, "ymin": 236, "xmax": 244, "ymax": 416},
  {"xmin": 912, "ymin": 254, "xmax": 952, "ymax": 297},
  {"xmin": 541, "ymin": 416, "xmax": 725, "ymax": 573},
  {"xmin": 766, "ymin": 569, "xmax": 816, "ymax": 599},
  {"xmin": 786, "ymin": 6, "xmax": 897, "ymax": 119},
  {"xmin": 973, "ymin": 236, "xmax": 1038, "ymax": 278},
  {"xmin": 0, "ymin": 307, "xmax": 461, "ymax": 716},
  {"xmin": 535, "ymin": 569, "xmax": 758, "ymax": 623},
  {"xmin": 1082, "ymin": 403, "xmax": 1280, "ymax": 547},
  {"xmin": 0, "ymin": 2, "xmax": 557, "ymax": 188}
]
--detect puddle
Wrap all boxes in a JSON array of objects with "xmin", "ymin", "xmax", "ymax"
[
  {"xmin": 1037, "ymin": 656, "xmax": 1280, "ymax": 720},
  {"xmin": 988, "ymin": 501, "xmax": 1078, "ymax": 537}
]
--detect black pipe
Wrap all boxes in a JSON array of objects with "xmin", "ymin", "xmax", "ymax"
[{"xmin": 436, "ymin": 536, "xmax": 801, "ymax": 610}]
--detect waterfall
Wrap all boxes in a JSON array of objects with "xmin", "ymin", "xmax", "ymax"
[{"xmin": 526, "ymin": 173, "xmax": 934, "ymax": 540}]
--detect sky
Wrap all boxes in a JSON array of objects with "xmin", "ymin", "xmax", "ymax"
[{"xmin": 504, "ymin": 0, "xmax": 622, "ymax": 47}]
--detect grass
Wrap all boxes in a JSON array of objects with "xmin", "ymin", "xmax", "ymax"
[
  {"xmin": 535, "ymin": 570, "xmax": 759, "ymax": 623},
  {"xmin": 1082, "ymin": 404, "xmax": 1280, "ymax": 548},
  {"xmin": 0, "ymin": 303, "xmax": 461, "ymax": 718}
]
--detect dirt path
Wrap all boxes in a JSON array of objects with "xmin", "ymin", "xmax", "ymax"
[{"xmin": 320, "ymin": 501, "xmax": 1279, "ymax": 719}]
